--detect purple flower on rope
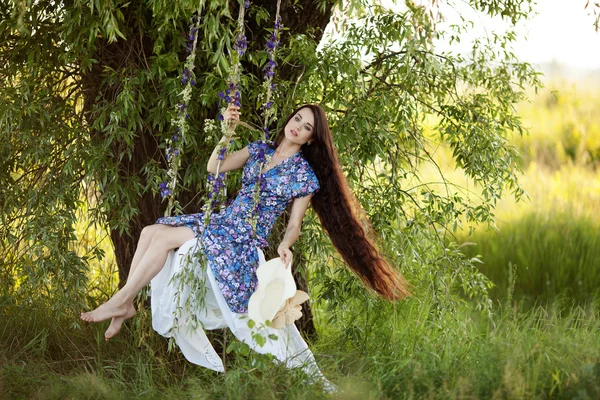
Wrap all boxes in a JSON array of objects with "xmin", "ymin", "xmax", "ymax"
[
  {"xmin": 182, "ymin": 68, "xmax": 191, "ymax": 85},
  {"xmin": 173, "ymin": 135, "xmax": 179, "ymax": 141},
  {"xmin": 159, "ymin": 182, "xmax": 171, "ymax": 198},
  {"xmin": 244, "ymin": 0, "xmax": 250, "ymax": 9},
  {"xmin": 234, "ymin": 34, "xmax": 248, "ymax": 56}
]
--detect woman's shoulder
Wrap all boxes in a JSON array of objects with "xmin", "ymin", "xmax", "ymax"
[
  {"xmin": 298, "ymin": 152, "xmax": 316, "ymax": 171},
  {"xmin": 247, "ymin": 139, "xmax": 275, "ymax": 158},
  {"xmin": 290, "ymin": 154, "xmax": 320, "ymax": 198},
  {"xmin": 296, "ymin": 153, "xmax": 319, "ymax": 183}
]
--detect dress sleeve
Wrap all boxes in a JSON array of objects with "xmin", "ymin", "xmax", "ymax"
[
  {"xmin": 247, "ymin": 139, "xmax": 269, "ymax": 160},
  {"xmin": 291, "ymin": 163, "xmax": 320, "ymax": 199},
  {"xmin": 246, "ymin": 139, "xmax": 261, "ymax": 159}
]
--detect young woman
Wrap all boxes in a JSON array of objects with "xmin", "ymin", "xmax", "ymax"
[{"xmin": 81, "ymin": 102, "xmax": 411, "ymax": 392}]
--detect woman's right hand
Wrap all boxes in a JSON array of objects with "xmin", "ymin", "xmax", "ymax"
[{"xmin": 222, "ymin": 102, "xmax": 241, "ymax": 130}]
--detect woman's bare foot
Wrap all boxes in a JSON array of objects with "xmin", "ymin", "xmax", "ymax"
[
  {"xmin": 104, "ymin": 304, "xmax": 137, "ymax": 341},
  {"xmin": 80, "ymin": 296, "xmax": 129, "ymax": 323}
]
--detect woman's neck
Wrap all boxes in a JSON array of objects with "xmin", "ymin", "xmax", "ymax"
[{"xmin": 275, "ymin": 139, "xmax": 301, "ymax": 158}]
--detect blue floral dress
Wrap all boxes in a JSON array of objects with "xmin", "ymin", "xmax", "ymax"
[{"xmin": 155, "ymin": 139, "xmax": 320, "ymax": 313}]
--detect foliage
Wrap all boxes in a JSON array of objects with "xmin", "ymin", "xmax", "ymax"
[
  {"xmin": 285, "ymin": 4, "xmax": 541, "ymax": 315},
  {"xmin": 1, "ymin": 0, "xmax": 543, "ymax": 352}
]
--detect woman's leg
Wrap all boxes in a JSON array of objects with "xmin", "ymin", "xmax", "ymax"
[
  {"xmin": 129, "ymin": 224, "xmax": 171, "ymax": 276},
  {"xmin": 81, "ymin": 225, "xmax": 195, "ymax": 323},
  {"xmin": 104, "ymin": 224, "xmax": 172, "ymax": 340}
]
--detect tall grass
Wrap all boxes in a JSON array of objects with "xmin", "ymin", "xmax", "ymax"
[
  {"xmin": 2, "ymin": 292, "xmax": 599, "ymax": 399},
  {"xmin": 516, "ymin": 79, "xmax": 600, "ymax": 169},
  {"xmin": 418, "ymin": 77, "xmax": 600, "ymax": 306},
  {"xmin": 457, "ymin": 208, "xmax": 600, "ymax": 305}
]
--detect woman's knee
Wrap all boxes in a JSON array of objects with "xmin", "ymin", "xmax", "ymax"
[
  {"xmin": 141, "ymin": 225, "xmax": 156, "ymax": 239},
  {"xmin": 140, "ymin": 224, "xmax": 167, "ymax": 242},
  {"xmin": 149, "ymin": 226, "xmax": 194, "ymax": 250}
]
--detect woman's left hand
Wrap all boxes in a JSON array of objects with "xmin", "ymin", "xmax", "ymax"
[{"xmin": 277, "ymin": 244, "xmax": 293, "ymax": 270}]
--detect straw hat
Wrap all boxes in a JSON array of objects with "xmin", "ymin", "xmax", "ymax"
[{"xmin": 247, "ymin": 257, "xmax": 309, "ymax": 328}]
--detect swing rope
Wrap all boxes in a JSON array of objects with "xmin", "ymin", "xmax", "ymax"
[
  {"xmin": 247, "ymin": 0, "xmax": 283, "ymax": 239},
  {"xmin": 160, "ymin": 11, "xmax": 203, "ymax": 217},
  {"xmin": 156, "ymin": 0, "xmax": 285, "ymax": 340}
]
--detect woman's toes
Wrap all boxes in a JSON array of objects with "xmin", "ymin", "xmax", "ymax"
[{"xmin": 104, "ymin": 305, "xmax": 136, "ymax": 341}]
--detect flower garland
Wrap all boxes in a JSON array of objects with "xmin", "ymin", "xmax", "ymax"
[
  {"xmin": 159, "ymin": 13, "xmax": 202, "ymax": 217},
  {"xmin": 201, "ymin": 0, "xmax": 249, "ymax": 229},
  {"xmin": 247, "ymin": 0, "xmax": 283, "ymax": 236},
  {"xmin": 164, "ymin": 1, "xmax": 253, "ymax": 338}
]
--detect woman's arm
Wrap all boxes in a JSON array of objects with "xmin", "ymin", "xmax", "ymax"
[
  {"xmin": 278, "ymin": 193, "xmax": 313, "ymax": 268},
  {"xmin": 206, "ymin": 138, "xmax": 250, "ymax": 174},
  {"xmin": 206, "ymin": 102, "xmax": 250, "ymax": 174}
]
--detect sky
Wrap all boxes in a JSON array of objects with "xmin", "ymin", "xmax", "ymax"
[
  {"xmin": 430, "ymin": 0, "xmax": 600, "ymax": 70},
  {"xmin": 325, "ymin": 0, "xmax": 600, "ymax": 71}
]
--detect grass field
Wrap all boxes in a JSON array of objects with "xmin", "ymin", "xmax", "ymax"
[{"xmin": 2, "ymin": 291, "xmax": 599, "ymax": 399}]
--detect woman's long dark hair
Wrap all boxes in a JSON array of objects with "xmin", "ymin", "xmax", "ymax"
[{"xmin": 271, "ymin": 104, "xmax": 412, "ymax": 301}]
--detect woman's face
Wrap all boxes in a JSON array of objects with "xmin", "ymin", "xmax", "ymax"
[{"xmin": 284, "ymin": 108, "xmax": 314, "ymax": 145}]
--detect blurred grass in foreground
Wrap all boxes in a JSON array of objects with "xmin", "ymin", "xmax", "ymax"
[{"xmin": 1, "ymin": 292, "xmax": 599, "ymax": 399}]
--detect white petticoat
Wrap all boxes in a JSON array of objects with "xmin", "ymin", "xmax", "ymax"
[{"xmin": 150, "ymin": 238, "xmax": 337, "ymax": 393}]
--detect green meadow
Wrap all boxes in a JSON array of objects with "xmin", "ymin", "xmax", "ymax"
[
  {"xmin": 2, "ymin": 78, "xmax": 600, "ymax": 399},
  {"xmin": 437, "ymin": 79, "xmax": 600, "ymax": 307}
]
